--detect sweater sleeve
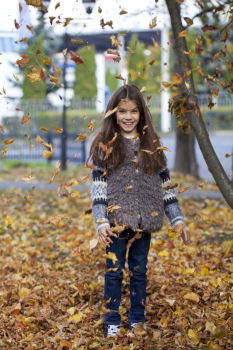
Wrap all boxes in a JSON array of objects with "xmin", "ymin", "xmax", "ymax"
[
  {"xmin": 91, "ymin": 166, "xmax": 110, "ymax": 231},
  {"xmin": 159, "ymin": 168, "xmax": 184, "ymax": 227}
]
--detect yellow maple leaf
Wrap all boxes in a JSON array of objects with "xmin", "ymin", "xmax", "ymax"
[
  {"xmin": 158, "ymin": 249, "xmax": 169, "ymax": 257},
  {"xmin": 25, "ymin": 72, "xmax": 41, "ymax": 82},
  {"xmin": 106, "ymin": 252, "xmax": 118, "ymax": 264},
  {"xmin": 187, "ymin": 329, "xmax": 200, "ymax": 344},
  {"xmin": 68, "ymin": 312, "xmax": 84, "ymax": 323},
  {"xmin": 184, "ymin": 292, "xmax": 200, "ymax": 303}
]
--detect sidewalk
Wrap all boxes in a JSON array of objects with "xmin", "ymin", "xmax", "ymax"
[{"xmin": 0, "ymin": 180, "xmax": 222, "ymax": 199}]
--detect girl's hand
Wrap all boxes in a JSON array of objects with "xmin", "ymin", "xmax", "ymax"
[
  {"xmin": 97, "ymin": 225, "xmax": 113, "ymax": 248},
  {"xmin": 173, "ymin": 223, "xmax": 189, "ymax": 245}
]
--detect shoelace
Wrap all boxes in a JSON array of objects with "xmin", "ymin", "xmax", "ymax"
[{"xmin": 107, "ymin": 325, "xmax": 120, "ymax": 336}]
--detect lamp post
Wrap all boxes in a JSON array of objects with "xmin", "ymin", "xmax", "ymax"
[{"xmin": 61, "ymin": 33, "xmax": 68, "ymax": 170}]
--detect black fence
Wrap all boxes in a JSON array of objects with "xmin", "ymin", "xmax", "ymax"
[{"xmin": 2, "ymin": 132, "xmax": 86, "ymax": 164}]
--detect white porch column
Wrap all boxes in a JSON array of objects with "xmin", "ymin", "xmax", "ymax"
[
  {"xmin": 161, "ymin": 25, "xmax": 171, "ymax": 132},
  {"xmin": 95, "ymin": 53, "xmax": 105, "ymax": 112}
]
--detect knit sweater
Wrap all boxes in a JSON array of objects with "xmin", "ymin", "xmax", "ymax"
[{"xmin": 91, "ymin": 137, "xmax": 184, "ymax": 232}]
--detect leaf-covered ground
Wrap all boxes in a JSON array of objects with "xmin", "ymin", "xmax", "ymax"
[{"xmin": 0, "ymin": 184, "xmax": 232, "ymax": 350}]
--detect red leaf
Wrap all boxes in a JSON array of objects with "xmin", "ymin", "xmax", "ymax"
[
  {"xmin": 69, "ymin": 50, "xmax": 84, "ymax": 64},
  {"xmin": 202, "ymin": 25, "xmax": 217, "ymax": 32}
]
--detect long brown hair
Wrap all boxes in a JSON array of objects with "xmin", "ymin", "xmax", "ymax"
[{"xmin": 89, "ymin": 84, "xmax": 167, "ymax": 173}]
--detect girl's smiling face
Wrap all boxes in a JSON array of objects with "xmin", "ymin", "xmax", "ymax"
[{"xmin": 116, "ymin": 99, "xmax": 140, "ymax": 137}]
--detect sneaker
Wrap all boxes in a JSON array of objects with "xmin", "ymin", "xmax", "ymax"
[{"xmin": 104, "ymin": 324, "xmax": 120, "ymax": 337}]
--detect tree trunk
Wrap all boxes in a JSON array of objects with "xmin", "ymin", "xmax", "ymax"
[
  {"xmin": 165, "ymin": 0, "xmax": 233, "ymax": 208},
  {"xmin": 174, "ymin": 129, "xmax": 199, "ymax": 177}
]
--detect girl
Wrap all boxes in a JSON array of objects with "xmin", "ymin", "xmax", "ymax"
[{"xmin": 89, "ymin": 84, "xmax": 188, "ymax": 337}]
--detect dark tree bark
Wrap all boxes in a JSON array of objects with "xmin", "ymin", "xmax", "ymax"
[{"xmin": 165, "ymin": 0, "xmax": 233, "ymax": 208}]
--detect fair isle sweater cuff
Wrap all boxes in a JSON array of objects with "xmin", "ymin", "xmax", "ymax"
[{"xmin": 159, "ymin": 167, "xmax": 185, "ymax": 226}]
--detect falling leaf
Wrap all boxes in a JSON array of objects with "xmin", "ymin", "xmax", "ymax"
[
  {"xmin": 151, "ymin": 211, "xmax": 158, "ymax": 217},
  {"xmin": 20, "ymin": 115, "xmax": 31, "ymax": 125},
  {"xmin": 110, "ymin": 35, "xmax": 122, "ymax": 47},
  {"xmin": 100, "ymin": 19, "xmax": 113, "ymax": 29},
  {"xmin": 178, "ymin": 186, "xmax": 190, "ymax": 193},
  {"xmin": 225, "ymin": 153, "xmax": 233, "ymax": 158},
  {"xmin": 149, "ymin": 17, "xmax": 157, "ymax": 29},
  {"xmin": 104, "ymin": 107, "xmax": 118, "ymax": 119},
  {"xmin": 87, "ymin": 120, "xmax": 95, "ymax": 131},
  {"xmin": 119, "ymin": 10, "xmax": 128, "ymax": 15},
  {"xmin": 14, "ymin": 19, "xmax": 20, "ymax": 29},
  {"xmin": 42, "ymin": 56, "xmax": 52, "ymax": 65},
  {"xmin": 141, "ymin": 149, "xmax": 154, "ymax": 154},
  {"xmin": 55, "ymin": 2, "xmax": 60, "ymax": 9},
  {"xmin": 211, "ymin": 88, "xmax": 219, "ymax": 98},
  {"xmin": 49, "ymin": 16, "xmax": 56, "ymax": 25},
  {"xmin": 4, "ymin": 138, "xmax": 15, "ymax": 145},
  {"xmin": 106, "ymin": 252, "xmax": 118, "ymax": 264},
  {"xmin": 26, "ymin": 25, "xmax": 33, "ymax": 32},
  {"xmin": 64, "ymin": 17, "xmax": 73, "ymax": 27},
  {"xmin": 162, "ymin": 81, "xmax": 172, "ymax": 88},
  {"xmin": 184, "ymin": 292, "xmax": 200, "ymax": 302},
  {"xmin": 115, "ymin": 74, "xmax": 125, "ymax": 81},
  {"xmin": 183, "ymin": 17, "xmax": 193, "ymax": 26},
  {"xmin": 98, "ymin": 6, "xmax": 102, "ymax": 13},
  {"xmin": 176, "ymin": 0, "xmax": 184, "ymax": 2},
  {"xmin": 75, "ymin": 133, "xmax": 87, "ymax": 142},
  {"xmin": 164, "ymin": 182, "xmax": 178, "ymax": 190},
  {"xmin": 69, "ymin": 50, "xmax": 84, "ymax": 64},
  {"xmin": 39, "ymin": 127, "xmax": 49, "ymax": 132},
  {"xmin": 202, "ymin": 24, "xmax": 217, "ymax": 32},
  {"xmin": 107, "ymin": 49, "xmax": 120, "ymax": 57},
  {"xmin": 178, "ymin": 30, "xmax": 188, "ymax": 37},
  {"xmin": 25, "ymin": 72, "xmax": 41, "ymax": 82},
  {"xmin": 106, "ymin": 205, "xmax": 121, "ymax": 213},
  {"xmin": 70, "ymin": 39, "xmax": 84, "ymax": 45},
  {"xmin": 54, "ymin": 128, "xmax": 63, "ymax": 134},
  {"xmin": 13, "ymin": 73, "xmax": 20, "ymax": 81},
  {"xmin": 221, "ymin": 31, "xmax": 229, "ymax": 42},
  {"xmin": 43, "ymin": 149, "xmax": 54, "ymax": 159},
  {"xmin": 140, "ymin": 86, "xmax": 147, "ymax": 92},
  {"xmin": 0, "ymin": 125, "xmax": 5, "ymax": 133},
  {"xmin": 16, "ymin": 54, "xmax": 29, "ymax": 68},
  {"xmin": 157, "ymin": 146, "xmax": 172, "ymax": 152}
]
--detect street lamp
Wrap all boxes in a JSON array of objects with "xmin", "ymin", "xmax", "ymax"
[{"xmin": 82, "ymin": 0, "xmax": 96, "ymax": 14}]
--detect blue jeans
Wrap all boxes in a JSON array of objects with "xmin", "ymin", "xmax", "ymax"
[{"xmin": 104, "ymin": 229, "xmax": 151, "ymax": 325}]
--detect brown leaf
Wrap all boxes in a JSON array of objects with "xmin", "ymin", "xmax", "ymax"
[
  {"xmin": 107, "ymin": 49, "xmax": 120, "ymax": 57},
  {"xmin": 104, "ymin": 107, "xmax": 118, "ymax": 119},
  {"xmin": 54, "ymin": 128, "xmax": 63, "ymax": 134},
  {"xmin": 119, "ymin": 10, "xmax": 128, "ymax": 15},
  {"xmin": 25, "ymin": 72, "xmax": 41, "ymax": 82},
  {"xmin": 69, "ymin": 50, "xmax": 84, "ymax": 64},
  {"xmin": 98, "ymin": 6, "xmax": 102, "ymax": 13},
  {"xmin": 149, "ymin": 17, "xmax": 157, "ymax": 29},
  {"xmin": 75, "ymin": 133, "xmax": 87, "ymax": 142},
  {"xmin": 100, "ymin": 19, "xmax": 113, "ymax": 29},
  {"xmin": 49, "ymin": 16, "xmax": 56, "ymax": 25},
  {"xmin": 157, "ymin": 146, "xmax": 172, "ymax": 152},
  {"xmin": 178, "ymin": 30, "xmax": 188, "ymax": 37},
  {"xmin": 106, "ymin": 205, "xmax": 122, "ymax": 213},
  {"xmin": 64, "ymin": 18, "xmax": 73, "ymax": 27},
  {"xmin": 39, "ymin": 127, "xmax": 49, "ymax": 132},
  {"xmin": 20, "ymin": 115, "xmax": 31, "ymax": 125},
  {"xmin": 55, "ymin": 2, "xmax": 60, "ymax": 9},
  {"xmin": 26, "ymin": 25, "xmax": 33, "ymax": 32},
  {"xmin": 14, "ymin": 19, "xmax": 20, "ymax": 29},
  {"xmin": 183, "ymin": 17, "xmax": 193, "ymax": 26},
  {"xmin": 225, "ymin": 153, "xmax": 233, "ymax": 158},
  {"xmin": 202, "ymin": 24, "xmax": 217, "ymax": 32},
  {"xmin": 115, "ymin": 74, "xmax": 125, "ymax": 81},
  {"xmin": 4, "ymin": 138, "xmax": 15, "ymax": 145},
  {"xmin": 16, "ymin": 54, "xmax": 29, "ymax": 68}
]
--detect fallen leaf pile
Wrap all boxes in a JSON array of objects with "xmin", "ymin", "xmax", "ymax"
[{"xmin": 0, "ymin": 183, "xmax": 232, "ymax": 349}]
